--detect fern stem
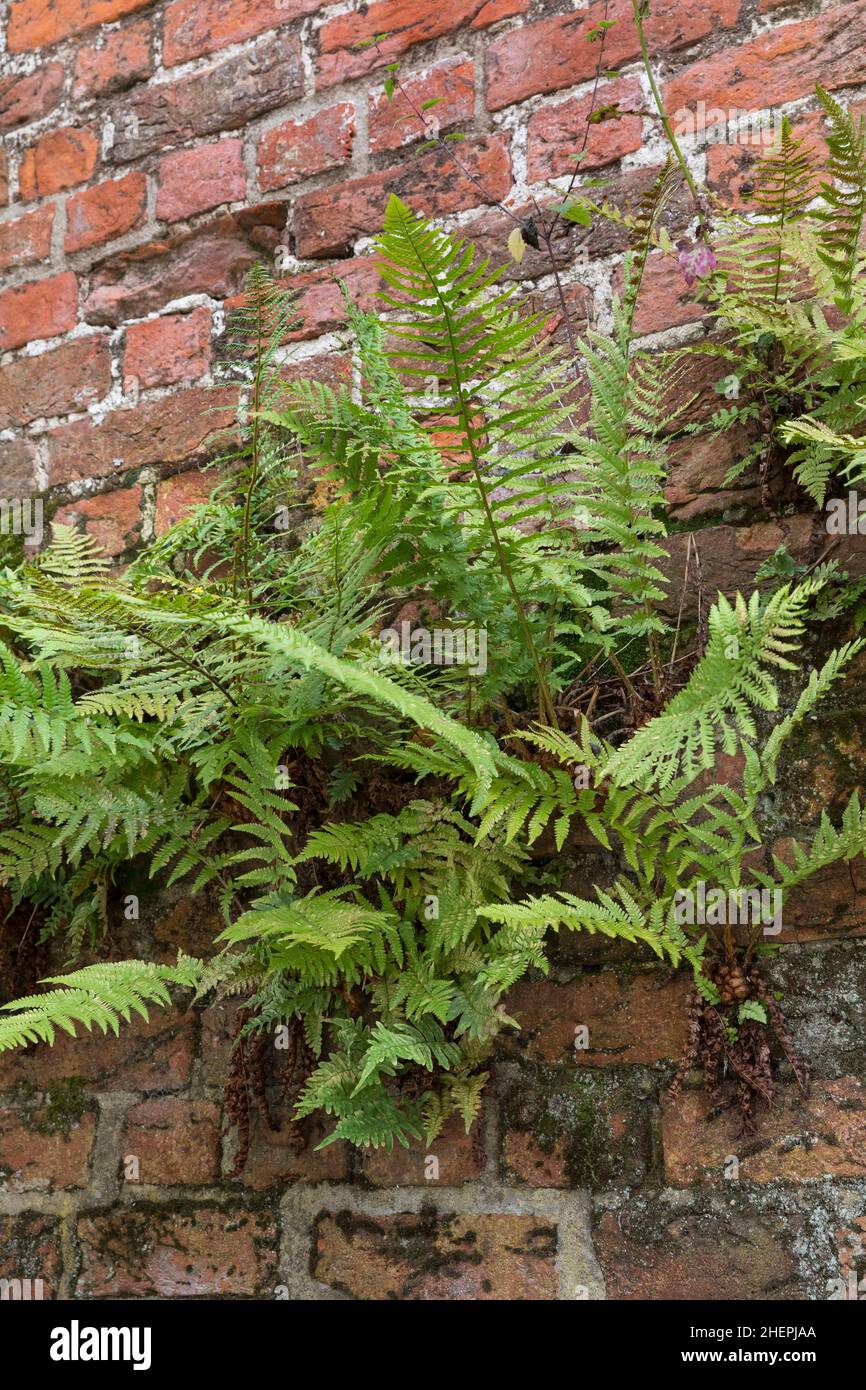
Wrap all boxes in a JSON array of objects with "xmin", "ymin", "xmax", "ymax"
[
  {"xmin": 239, "ymin": 290, "xmax": 265, "ymax": 613},
  {"xmin": 630, "ymin": 0, "xmax": 705, "ymax": 226},
  {"xmin": 442, "ymin": 329, "xmax": 558, "ymax": 727}
]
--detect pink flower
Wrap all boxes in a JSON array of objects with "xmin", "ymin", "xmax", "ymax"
[{"xmin": 678, "ymin": 241, "xmax": 717, "ymax": 288}]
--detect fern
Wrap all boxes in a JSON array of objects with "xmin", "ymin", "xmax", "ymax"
[{"xmin": 0, "ymin": 958, "xmax": 201, "ymax": 1051}]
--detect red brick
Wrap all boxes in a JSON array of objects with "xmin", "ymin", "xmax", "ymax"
[
  {"xmin": 258, "ymin": 104, "xmax": 355, "ymax": 191},
  {"xmin": 0, "ymin": 151, "xmax": 7, "ymax": 206},
  {"xmin": 665, "ymin": 425, "xmax": 761, "ymax": 522},
  {"xmin": 0, "ymin": 439, "xmax": 38, "ymax": 492},
  {"xmin": 293, "ymin": 134, "xmax": 511, "ymax": 258},
  {"xmin": 617, "ymin": 251, "xmax": 707, "ymax": 337},
  {"xmin": 272, "ymin": 258, "xmax": 379, "ymax": 341},
  {"xmin": 663, "ymin": 1079, "xmax": 866, "ymax": 1185},
  {"xmin": 74, "ymin": 17, "xmax": 154, "ymax": 100},
  {"xmin": 155, "ymin": 468, "xmax": 220, "ymax": 535},
  {"xmin": 19, "ymin": 127, "xmax": 99, "ymax": 201},
  {"xmin": 122, "ymin": 1098, "xmax": 222, "ymax": 1185},
  {"xmin": 84, "ymin": 204, "xmax": 287, "ymax": 326},
  {"xmin": 661, "ymin": 517, "xmax": 831, "ymax": 622},
  {"xmin": 594, "ymin": 1205, "xmax": 804, "ymax": 1299},
  {"xmin": 235, "ymin": 1111, "xmax": 349, "ymax": 1189},
  {"xmin": 164, "ymin": 0, "xmax": 321, "ymax": 66},
  {"xmin": 157, "ymin": 140, "xmax": 245, "ymax": 224},
  {"xmin": 501, "ymin": 1071, "xmax": 654, "ymax": 1188},
  {"xmin": 362, "ymin": 1114, "xmax": 485, "ymax": 1186},
  {"xmin": 369, "ymin": 59, "xmax": 474, "ymax": 154},
  {"xmin": 45, "ymin": 387, "xmax": 236, "ymax": 485},
  {"xmin": 314, "ymin": 1210, "xmax": 558, "ymax": 1299},
  {"xmin": 501, "ymin": 1130, "xmax": 570, "ymax": 1188},
  {"xmin": 7, "ymin": 0, "xmax": 153, "ymax": 52},
  {"xmin": 0, "ymin": 1107, "xmax": 96, "ymax": 1191},
  {"xmin": 771, "ymin": 840, "xmax": 866, "ymax": 939},
  {"xmin": 0, "ymin": 336, "xmax": 111, "ymax": 429},
  {"xmin": 0, "ymin": 1009, "xmax": 195, "ymax": 1092},
  {"xmin": 0, "ymin": 1214, "xmax": 61, "ymax": 1297},
  {"xmin": 0, "ymin": 63, "xmax": 64, "ymax": 132},
  {"xmin": 277, "ymin": 352, "xmax": 352, "ymax": 388},
  {"xmin": 0, "ymin": 272, "xmax": 78, "ymax": 351},
  {"xmin": 76, "ymin": 1206, "xmax": 278, "ymax": 1297},
  {"xmin": 125, "ymin": 306, "xmax": 212, "ymax": 389},
  {"xmin": 526, "ymin": 79, "xmax": 644, "ymax": 181},
  {"xmin": 317, "ymin": 0, "xmax": 529, "ymax": 88},
  {"xmin": 54, "ymin": 486, "xmax": 143, "ymax": 556},
  {"xmin": 65, "ymin": 172, "xmax": 147, "ymax": 254},
  {"xmin": 486, "ymin": 0, "xmax": 741, "ymax": 111},
  {"xmin": 665, "ymin": 2, "xmax": 866, "ymax": 116},
  {"xmin": 109, "ymin": 33, "xmax": 302, "ymax": 164},
  {"xmin": 0, "ymin": 205, "xmax": 54, "ymax": 272},
  {"xmin": 502, "ymin": 972, "xmax": 689, "ymax": 1067}
]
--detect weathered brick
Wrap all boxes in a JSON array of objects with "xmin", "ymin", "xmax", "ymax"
[
  {"xmin": 0, "ymin": 336, "xmax": 110, "ymax": 430},
  {"xmin": 45, "ymin": 387, "xmax": 236, "ymax": 485},
  {"xmin": 257, "ymin": 104, "xmax": 355, "ymax": 191},
  {"xmin": 0, "ymin": 1009, "xmax": 195, "ymax": 1092},
  {"xmin": 0, "ymin": 63, "xmax": 64, "ymax": 132},
  {"xmin": 594, "ymin": 1202, "xmax": 805, "ymax": 1298},
  {"xmin": 0, "ymin": 272, "xmax": 78, "ymax": 351},
  {"xmin": 109, "ymin": 33, "xmax": 302, "ymax": 164},
  {"xmin": 502, "ymin": 972, "xmax": 689, "ymax": 1067},
  {"xmin": 362, "ymin": 1113, "xmax": 485, "ymax": 1186},
  {"xmin": 234, "ymin": 1111, "xmax": 349, "ymax": 1189},
  {"xmin": 0, "ymin": 150, "xmax": 8, "ymax": 206},
  {"xmin": 74, "ymin": 17, "xmax": 154, "ymax": 100},
  {"xmin": 54, "ymin": 485, "xmax": 143, "ymax": 556},
  {"xmin": 125, "ymin": 307, "xmax": 212, "ymax": 389},
  {"xmin": 19, "ymin": 127, "xmax": 100, "ymax": 201},
  {"xmin": 164, "ymin": 0, "xmax": 321, "ymax": 66},
  {"xmin": 660, "ymin": 516, "xmax": 816, "ymax": 618},
  {"xmin": 293, "ymin": 135, "xmax": 511, "ymax": 258},
  {"xmin": 277, "ymin": 352, "xmax": 352, "ymax": 388},
  {"xmin": 486, "ymin": 0, "xmax": 741, "ymax": 111},
  {"xmin": 122, "ymin": 1098, "xmax": 222, "ymax": 1185},
  {"xmin": 0, "ymin": 1214, "xmax": 61, "ymax": 1297},
  {"xmin": 157, "ymin": 140, "xmax": 246, "ymax": 223},
  {"xmin": 665, "ymin": 1, "xmax": 866, "ymax": 116},
  {"xmin": 663, "ymin": 1079, "xmax": 866, "ymax": 1185},
  {"xmin": 771, "ymin": 841, "xmax": 866, "ymax": 937},
  {"xmin": 76, "ymin": 1206, "xmax": 278, "ymax": 1296},
  {"xmin": 617, "ymin": 251, "xmax": 707, "ymax": 336},
  {"xmin": 7, "ymin": 0, "xmax": 153, "ymax": 53},
  {"xmin": 0, "ymin": 204, "xmax": 55, "ymax": 272},
  {"xmin": 317, "ymin": 0, "xmax": 529, "ymax": 88},
  {"xmin": 84, "ymin": 204, "xmax": 287, "ymax": 326},
  {"xmin": 501, "ymin": 1071, "xmax": 655, "ymax": 1189},
  {"xmin": 526, "ymin": 79, "xmax": 643, "ymax": 181},
  {"xmin": 277, "ymin": 257, "xmax": 380, "ymax": 340},
  {"xmin": 0, "ymin": 438, "xmax": 38, "ymax": 492},
  {"xmin": 0, "ymin": 1106, "xmax": 96, "ymax": 1192},
  {"xmin": 665, "ymin": 424, "xmax": 761, "ymax": 522},
  {"xmin": 65, "ymin": 172, "xmax": 147, "ymax": 254},
  {"xmin": 369, "ymin": 59, "xmax": 474, "ymax": 154},
  {"xmin": 154, "ymin": 468, "xmax": 220, "ymax": 535},
  {"xmin": 313, "ymin": 1209, "xmax": 558, "ymax": 1299}
]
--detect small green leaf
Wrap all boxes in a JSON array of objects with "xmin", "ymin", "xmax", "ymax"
[{"xmin": 737, "ymin": 999, "xmax": 768, "ymax": 1025}]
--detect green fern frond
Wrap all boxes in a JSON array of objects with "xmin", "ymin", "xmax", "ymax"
[{"xmin": 0, "ymin": 957, "xmax": 201, "ymax": 1051}]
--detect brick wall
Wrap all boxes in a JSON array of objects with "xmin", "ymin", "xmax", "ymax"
[{"xmin": 1, "ymin": 0, "xmax": 866, "ymax": 1299}]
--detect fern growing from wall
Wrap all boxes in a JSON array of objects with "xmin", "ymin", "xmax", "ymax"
[{"xmin": 2, "ymin": 182, "xmax": 865, "ymax": 1151}]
